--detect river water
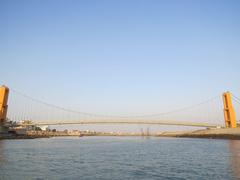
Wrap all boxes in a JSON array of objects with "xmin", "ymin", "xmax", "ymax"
[{"xmin": 0, "ymin": 137, "xmax": 239, "ymax": 180}]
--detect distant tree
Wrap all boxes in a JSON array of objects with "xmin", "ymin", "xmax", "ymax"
[{"xmin": 35, "ymin": 127, "xmax": 42, "ymax": 131}]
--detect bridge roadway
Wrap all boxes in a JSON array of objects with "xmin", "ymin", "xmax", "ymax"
[{"xmin": 29, "ymin": 119, "xmax": 222, "ymax": 128}]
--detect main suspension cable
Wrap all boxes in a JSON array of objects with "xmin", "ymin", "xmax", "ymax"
[
  {"xmin": 11, "ymin": 88, "xmax": 221, "ymax": 119},
  {"xmin": 232, "ymin": 94, "xmax": 240, "ymax": 104}
]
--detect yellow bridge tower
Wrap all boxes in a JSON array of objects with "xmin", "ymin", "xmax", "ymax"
[
  {"xmin": 222, "ymin": 92, "xmax": 237, "ymax": 128},
  {"xmin": 0, "ymin": 85, "xmax": 9, "ymax": 123}
]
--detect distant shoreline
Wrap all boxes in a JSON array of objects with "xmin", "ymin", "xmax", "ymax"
[
  {"xmin": 157, "ymin": 128, "xmax": 240, "ymax": 140},
  {"xmin": 1, "ymin": 128, "xmax": 240, "ymax": 140}
]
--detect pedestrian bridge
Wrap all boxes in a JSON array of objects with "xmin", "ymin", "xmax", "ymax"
[
  {"xmin": 1, "ymin": 85, "xmax": 240, "ymax": 129},
  {"xmin": 31, "ymin": 119, "xmax": 221, "ymax": 128}
]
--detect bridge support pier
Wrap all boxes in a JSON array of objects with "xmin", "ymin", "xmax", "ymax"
[
  {"xmin": 0, "ymin": 123, "xmax": 8, "ymax": 134},
  {"xmin": 223, "ymin": 92, "xmax": 237, "ymax": 128}
]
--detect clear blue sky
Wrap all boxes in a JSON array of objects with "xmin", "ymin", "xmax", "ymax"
[{"xmin": 1, "ymin": 0, "xmax": 240, "ymax": 116}]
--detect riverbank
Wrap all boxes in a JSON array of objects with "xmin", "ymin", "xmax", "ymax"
[
  {"xmin": 1, "ymin": 128, "xmax": 240, "ymax": 140},
  {"xmin": 26, "ymin": 130, "xmax": 142, "ymax": 138},
  {"xmin": 157, "ymin": 127, "xmax": 240, "ymax": 140}
]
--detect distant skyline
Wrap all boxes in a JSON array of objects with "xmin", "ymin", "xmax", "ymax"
[{"xmin": 1, "ymin": 0, "xmax": 240, "ymax": 118}]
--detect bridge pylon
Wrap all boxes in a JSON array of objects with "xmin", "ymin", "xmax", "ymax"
[
  {"xmin": 0, "ymin": 85, "xmax": 9, "ymax": 123},
  {"xmin": 222, "ymin": 92, "xmax": 237, "ymax": 128}
]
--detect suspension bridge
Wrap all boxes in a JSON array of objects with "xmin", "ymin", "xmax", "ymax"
[{"xmin": 1, "ymin": 85, "xmax": 240, "ymax": 131}]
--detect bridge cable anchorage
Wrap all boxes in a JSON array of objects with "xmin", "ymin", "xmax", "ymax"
[{"xmin": 10, "ymin": 88, "xmax": 222, "ymax": 119}]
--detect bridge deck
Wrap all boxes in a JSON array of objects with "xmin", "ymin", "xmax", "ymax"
[{"xmin": 29, "ymin": 120, "xmax": 222, "ymax": 128}]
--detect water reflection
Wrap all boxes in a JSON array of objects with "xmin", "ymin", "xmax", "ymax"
[
  {"xmin": 0, "ymin": 140, "xmax": 6, "ymax": 166},
  {"xmin": 229, "ymin": 140, "xmax": 240, "ymax": 179}
]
